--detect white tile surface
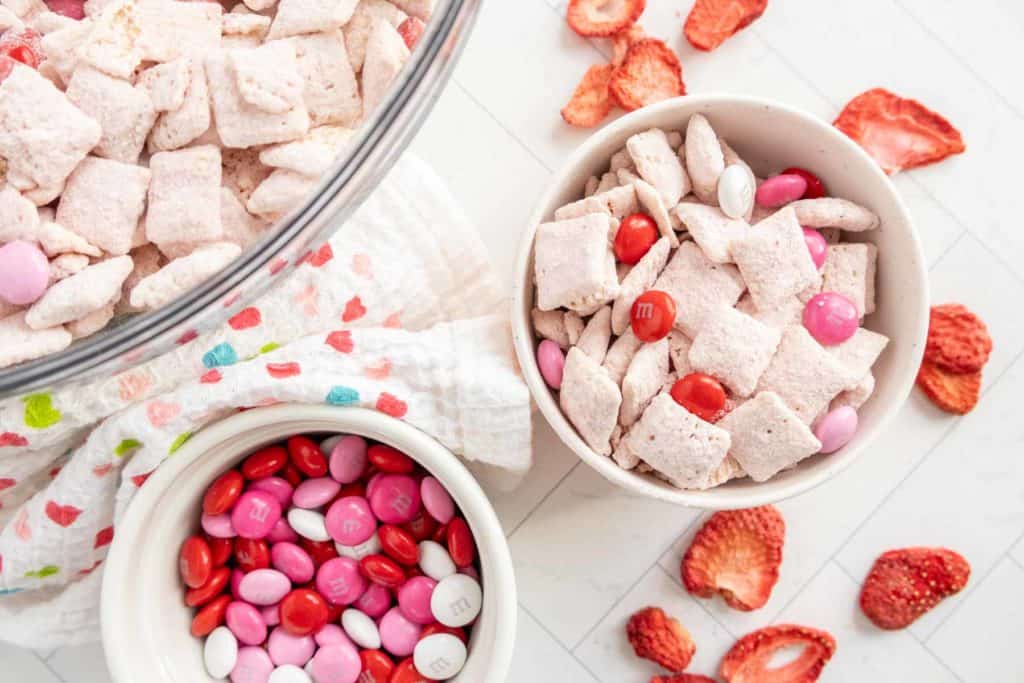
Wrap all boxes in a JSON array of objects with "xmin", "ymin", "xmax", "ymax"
[{"xmin": 10, "ymin": 1, "xmax": 1024, "ymax": 681}]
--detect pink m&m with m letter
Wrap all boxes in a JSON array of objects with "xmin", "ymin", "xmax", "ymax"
[
  {"xmin": 803, "ymin": 292, "xmax": 860, "ymax": 345},
  {"xmin": 0, "ymin": 241, "xmax": 50, "ymax": 305},
  {"xmin": 315, "ymin": 557, "xmax": 367, "ymax": 606},
  {"xmin": 325, "ymin": 496, "xmax": 376, "ymax": 545},
  {"xmin": 231, "ymin": 490, "xmax": 282, "ymax": 539},
  {"xmin": 368, "ymin": 474, "xmax": 421, "ymax": 524}
]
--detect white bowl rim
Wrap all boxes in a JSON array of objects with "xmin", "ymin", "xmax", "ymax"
[
  {"xmin": 100, "ymin": 404, "xmax": 517, "ymax": 682},
  {"xmin": 511, "ymin": 93, "xmax": 929, "ymax": 510}
]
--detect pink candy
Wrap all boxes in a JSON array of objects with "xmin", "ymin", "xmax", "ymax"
[
  {"xmin": 814, "ymin": 406, "xmax": 859, "ymax": 453},
  {"xmin": 309, "ymin": 642, "xmax": 361, "ymax": 683},
  {"xmin": 248, "ymin": 477, "xmax": 294, "ymax": 508},
  {"xmin": 803, "ymin": 292, "xmax": 859, "ymax": 346},
  {"xmin": 314, "ymin": 623, "xmax": 354, "ymax": 648},
  {"xmin": 238, "ymin": 569, "xmax": 291, "ymax": 605},
  {"xmin": 201, "ymin": 512, "xmax": 237, "ymax": 538},
  {"xmin": 378, "ymin": 607, "xmax": 422, "ymax": 657},
  {"xmin": 420, "ymin": 476, "xmax": 455, "ymax": 524},
  {"xmin": 270, "ymin": 542, "xmax": 315, "ymax": 584},
  {"xmin": 292, "ymin": 477, "xmax": 341, "ymax": 509},
  {"xmin": 397, "ymin": 576, "xmax": 437, "ymax": 625},
  {"xmin": 259, "ymin": 604, "xmax": 280, "ymax": 626},
  {"xmin": 226, "ymin": 601, "xmax": 267, "ymax": 646},
  {"xmin": 803, "ymin": 228, "xmax": 828, "ymax": 269},
  {"xmin": 368, "ymin": 474, "xmax": 421, "ymax": 524},
  {"xmin": 325, "ymin": 496, "xmax": 376, "ymax": 545},
  {"xmin": 267, "ymin": 627, "xmax": 316, "ymax": 667},
  {"xmin": 328, "ymin": 435, "xmax": 368, "ymax": 484},
  {"xmin": 231, "ymin": 646, "xmax": 274, "ymax": 683},
  {"xmin": 231, "ymin": 490, "xmax": 283, "ymax": 539},
  {"xmin": 353, "ymin": 583, "xmax": 392, "ymax": 619},
  {"xmin": 536, "ymin": 339, "xmax": 565, "ymax": 390},
  {"xmin": 0, "ymin": 241, "xmax": 50, "ymax": 306},
  {"xmin": 315, "ymin": 557, "xmax": 367, "ymax": 606},
  {"xmin": 755, "ymin": 173, "xmax": 808, "ymax": 208},
  {"xmin": 266, "ymin": 518, "xmax": 298, "ymax": 544}
]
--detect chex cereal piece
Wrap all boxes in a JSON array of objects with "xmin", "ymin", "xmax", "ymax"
[
  {"xmin": 667, "ymin": 330, "xmax": 692, "ymax": 375},
  {"xmin": 531, "ymin": 308, "xmax": 571, "ymax": 348},
  {"xmin": 260, "ymin": 125, "xmax": 355, "ymax": 176},
  {"xmin": 632, "ymin": 178, "xmax": 678, "ymax": 247},
  {"xmin": 821, "ymin": 243, "xmax": 878, "ymax": 315},
  {"xmin": 685, "ymin": 113, "xmax": 725, "ymax": 204},
  {"xmin": 611, "ymin": 236, "xmax": 671, "ymax": 335},
  {"xmin": 231, "ymin": 40, "xmax": 304, "ymax": 114},
  {"xmin": 757, "ymin": 326, "xmax": 856, "ymax": 423},
  {"xmin": 610, "ymin": 148, "xmax": 634, "ymax": 172},
  {"xmin": 206, "ymin": 47, "xmax": 310, "ymax": 148},
  {"xmin": 267, "ymin": 0, "xmax": 358, "ymax": 40},
  {"xmin": 37, "ymin": 221, "xmax": 102, "ymax": 257},
  {"xmin": 717, "ymin": 391, "xmax": 821, "ymax": 482},
  {"xmin": 620, "ymin": 338, "xmax": 669, "ymax": 427},
  {"xmin": 790, "ymin": 197, "xmax": 880, "ymax": 232},
  {"xmin": 389, "ymin": 0, "xmax": 430, "ymax": 20},
  {"xmin": 49, "ymin": 253, "xmax": 89, "ymax": 281},
  {"xmin": 0, "ymin": 5, "xmax": 24, "ymax": 31},
  {"xmin": 534, "ymin": 213, "xmax": 619, "ymax": 312},
  {"xmin": 146, "ymin": 145, "xmax": 222, "ymax": 252},
  {"xmin": 565, "ymin": 310, "xmax": 585, "ymax": 344},
  {"xmin": 719, "ymin": 138, "xmax": 755, "ymax": 221},
  {"xmin": 615, "ymin": 167, "xmax": 639, "ymax": 186},
  {"xmin": 554, "ymin": 184, "xmax": 638, "ymax": 221},
  {"xmin": 0, "ymin": 185, "xmax": 40, "ymax": 242},
  {"xmin": 603, "ymin": 329, "xmax": 642, "ymax": 385},
  {"xmin": 584, "ymin": 176, "xmax": 599, "ymax": 196},
  {"xmin": 65, "ymin": 65, "xmax": 156, "ymax": 163},
  {"xmin": 736, "ymin": 293, "xmax": 803, "ymax": 331},
  {"xmin": 246, "ymin": 169, "xmax": 316, "ymax": 218},
  {"xmin": 611, "ymin": 437, "xmax": 641, "ymax": 471},
  {"xmin": 361, "ymin": 17, "xmax": 410, "ymax": 114},
  {"xmin": 39, "ymin": 17, "xmax": 93, "ymax": 83},
  {"xmin": 130, "ymin": 242, "xmax": 241, "ymax": 310},
  {"xmin": 222, "ymin": 148, "xmax": 272, "ymax": 203},
  {"xmin": 0, "ymin": 64, "xmax": 101, "ymax": 194},
  {"xmin": 68, "ymin": 302, "xmax": 115, "ymax": 339},
  {"xmin": 0, "ymin": 311, "xmax": 72, "ymax": 368},
  {"xmin": 576, "ymin": 305, "xmax": 612, "ymax": 364},
  {"xmin": 829, "ymin": 327, "xmax": 889, "ymax": 382},
  {"xmin": 732, "ymin": 207, "xmax": 821, "ymax": 310},
  {"xmin": 222, "ymin": 11, "xmax": 270, "ymax": 48},
  {"xmin": 26, "ymin": 255, "xmax": 133, "ymax": 329},
  {"xmin": 832, "ymin": 372, "xmax": 875, "ymax": 411},
  {"xmin": 148, "ymin": 57, "xmax": 210, "ymax": 152},
  {"xmin": 704, "ymin": 454, "xmax": 746, "ymax": 489},
  {"xmin": 674, "ymin": 203, "xmax": 749, "ymax": 264},
  {"xmin": 626, "ymin": 128, "xmax": 689, "ymax": 206},
  {"xmin": 616, "ymin": 392, "xmax": 731, "ymax": 489},
  {"xmin": 596, "ymin": 172, "xmax": 618, "ymax": 194},
  {"xmin": 116, "ymin": 243, "xmax": 163, "ymax": 314},
  {"xmin": 560, "ymin": 346, "xmax": 622, "ymax": 456},
  {"xmin": 56, "ymin": 156, "xmax": 150, "ymax": 255},
  {"xmin": 137, "ymin": 57, "xmax": 190, "ymax": 112},
  {"xmin": 689, "ymin": 306, "xmax": 781, "ymax": 397},
  {"xmin": 78, "ymin": 0, "xmax": 142, "ymax": 79},
  {"xmin": 134, "ymin": 0, "xmax": 221, "ymax": 63},
  {"xmin": 653, "ymin": 241, "xmax": 745, "ymax": 337},
  {"xmin": 220, "ymin": 187, "xmax": 269, "ymax": 250},
  {"xmin": 290, "ymin": 32, "xmax": 362, "ymax": 127},
  {"xmin": 344, "ymin": 0, "xmax": 406, "ymax": 72}
]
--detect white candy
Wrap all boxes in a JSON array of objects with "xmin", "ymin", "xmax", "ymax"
[
  {"xmin": 413, "ymin": 633, "xmax": 468, "ymax": 680},
  {"xmin": 717, "ymin": 163, "xmax": 754, "ymax": 220},
  {"xmin": 341, "ymin": 608, "xmax": 381, "ymax": 649},
  {"xmin": 335, "ymin": 532, "xmax": 381, "ymax": 560},
  {"xmin": 418, "ymin": 540, "xmax": 456, "ymax": 582},
  {"xmin": 204, "ymin": 626, "xmax": 239, "ymax": 679},
  {"xmin": 319, "ymin": 434, "xmax": 343, "ymax": 456},
  {"xmin": 430, "ymin": 574, "xmax": 482, "ymax": 628},
  {"xmin": 287, "ymin": 508, "xmax": 330, "ymax": 542},
  {"xmin": 268, "ymin": 664, "xmax": 312, "ymax": 683}
]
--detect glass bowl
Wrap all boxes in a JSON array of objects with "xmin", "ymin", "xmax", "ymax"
[{"xmin": 0, "ymin": 0, "xmax": 481, "ymax": 398}]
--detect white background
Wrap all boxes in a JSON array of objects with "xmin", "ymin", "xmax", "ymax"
[{"xmin": 8, "ymin": 0, "xmax": 1024, "ymax": 680}]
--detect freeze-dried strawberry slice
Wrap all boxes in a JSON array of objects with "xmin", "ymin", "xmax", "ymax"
[
  {"xmin": 916, "ymin": 360, "xmax": 981, "ymax": 415},
  {"xmin": 612, "ymin": 24, "xmax": 646, "ymax": 66},
  {"xmin": 925, "ymin": 303, "xmax": 992, "ymax": 374},
  {"xmin": 626, "ymin": 606, "xmax": 696, "ymax": 673},
  {"xmin": 609, "ymin": 38, "xmax": 685, "ymax": 112},
  {"xmin": 397, "ymin": 17, "xmax": 425, "ymax": 50},
  {"xmin": 682, "ymin": 506, "xmax": 784, "ymax": 611},
  {"xmin": 652, "ymin": 675, "xmax": 717, "ymax": 683},
  {"xmin": 834, "ymin": 88, "xmax": 965, "ymax": 174},
  {"xmin": 860, "ymin": 547, "xmax": 970, "ymax": 630},
  {"xmin": 561, "ymin": 63, "xmax": 615, "ymax": 128},
  {"xmin": 567, "ymin": 0, "xmax": 646, "ymax": 38},
  {"xmin": 684, "ymin": 0, "xmax": 768, "ymax": 52},
  {"xmin": 720, "ymin": 625, "xmax": 835, "ymax": 683}
]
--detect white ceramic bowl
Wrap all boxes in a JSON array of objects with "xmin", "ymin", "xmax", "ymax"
[
  {"xmin": 101, "ymin": 405, "xmax": 516, "ymax": 682},
  {"xmin": 511, "ymin": 95, "xmax": 929, "ymax": 510}
]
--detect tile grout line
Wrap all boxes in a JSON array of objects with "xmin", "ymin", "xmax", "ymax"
[
  {"xmin": 518, "ymin": 601, "xmax": 602, "ymax": 682},
  {"xmin": 506, "ymin": 461, "xmax": 581, "ymax": 539}
]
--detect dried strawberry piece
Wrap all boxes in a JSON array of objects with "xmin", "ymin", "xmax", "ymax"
[
  {"xmin": 652, "ymin": 675, "xmax": 717, "ymax": 683},
  {"xmin": 925, "ymin": 303, "xmax": 992, "ymax": 374},
  {"xmin": 916, "ymin": 360, "xmax": 981, "ymax": 415},
  {"xmin": 0, "ymin": 29, "xmax": 42, "ymax": 70},
  {"xmin": 720, "ymin": 625, "xmax": 835, "ymax": 682},
  {"xmin": 567, "ymin": 0, "xmax": 646, "ymax": 38},
  {"xmin": 834, "ymin": 88, "xmax": 965, "ymax": 174},
  {"xmin": 860, "ymin": 547, "xmax": 970, "ymax": 630},
  {"xmin": 681, "ymin": 506, "xmax": 784, "ymax": 611},
  {"xmin": 609, "ymin": 38, "xmax": 685, "ymax": 112},
  {"xmin": 626, "ymin": 606, "xmax": 695, "ymax": 673},
  {"xmin": 612, "ymin": 24, "xmax": 646, "ymax": 66},
  {"xmin": 684, "ymin": 0, "xmax": 768, "ymax": 52},
  {"xmin": 397, "ymin": 17, "xmax": 425, "ymax": 50},
  {"xmin": 561, "ymin": 63, "xmax": 615, "ymax": 128}
]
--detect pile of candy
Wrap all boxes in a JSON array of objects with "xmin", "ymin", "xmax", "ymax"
[
  {"xmin": 532, "ymin": 114, "xmax": 891, "ymax": 490},
  {"xmin": 0, "ymin": 0, "xmax": 432, "ymax": 369},
  {"xmin": 179, "ymin": 434, "xmax": 482, "ymax": 683}
]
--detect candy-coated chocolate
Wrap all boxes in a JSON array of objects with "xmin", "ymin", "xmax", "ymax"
[
  {"xmin": 287, "ymin": 508, "xmax": 330, "ymax": 542},
  {"xmin": 755, "ymin": 173, "xmax": 808, "ymax": 207},
  {"xmin": 417, "ymin": 541, "xmax": 456, "ymax": 582},
  {"xmin": 782, "ymin": 166, "xmax": 826, "ymax": 199},
  {"xmin": 803, "ymin": 292, "xmax": 860, "ymax": 345},
  {"xmin": 0, "ymin": 240, "xmax": 49, "ymax": 305},
  {"xmin": 613, "ymin": 212, "xmax": 659, "ymax": 265},
  {"xmin": 271, "ymin": 542, "xmax": 315, "ymax": 584},
  {"xmin": 368, "ymin": 475, "xmax": 421, "ymax": 525},
  {"xmin": 203, "ymin": 626, "xmax": 239, "ymax": 678},
  {"xmin": 413, "ymin": 633, "xmax": 467, "ymax": 680},
  {"xmin": 204, "ymin": 469, "xmax": 245, "ymax": 516},
  {"xmin": 814, "ymin": 406, "xmax": 859, "ymax": 454},
  {"xmin": 250, "ymin": 477, "xmax": 295, "ymax": 508},
  {"xmin": 261, "ymin": 604, "xmax": 281, "ymax": 627},
  {"xmin": 718, "ymin": 164, "xmax": 754, "ymax": 220},
  {"xmin": 279, "ymin": 462, "xmax": 304, "ymax": 488},
  {"xmin": 418, "ymin": 477, "xmax": 454, "ymax": 525},
  {"xmin": 341, "ymin": 608, "xmax": 381, "ymax": 649},
  {"xmin": 313, "ymin": 623, "xmax": 353, "ymax": 649},
  {"xmin": 325, "ymin": 496, "xmax": 376, "ymax": 545},
  {"xmin": 359, "ymin": 554, "xmax": 405, "ymax": 588},
  {"xmin": 389, "ymin": 657, "xmax": 429, "ymax": 683},
  {"xmin": 192, "ymin": 594, "xmax": 232, "ymax": 637},
  {"xmin": 670, "ymin": 373, "xmax": 727, "ymax": 422},
  {"xmin": 358, "ymin": 649, "xmax": 395, "ymax": 683},
  {"xmin": 445, "ymin": 518, "xmax": 475, "ymax": 569},
  {"xmin": 319, "ymin": 434, "xmax": 343, "ymax": 456},
  {"xmin": 207, "ymin": 536, "xmax": 234, "ymax": 566},
  {"xmin": 267, "ymin": 626, "xmax": 316, "ymax": 667},
  {"xmin": 315, "ymin": 557, "xmax": 368, "ymax": 606},
  {"xmin": 180, "ymin": 535, "xmax": 213, "ymax": 588},
  {"xmin": 353, "ymin": 583, "xmax": 392, "ymax": 619},
  {"xmin": 402, "ymin": 510, "xmax": 438, "ymax": 543},
  {"xmin": 297, "ymin": 538, "xmax": 338, "ymax": 567},
  {"xmin": 378, "ymin": 525, "xmax": 419, "ymax": 566},
  {"xmin": 186, "ymin": 566, "xmax": 232, "ymax": 607},
  {"xmin": 226, "ymin": 601, "xmax": 268, "ymax": 646},
  {"xmin": 292, "ymin": 477, "xmax": 341, "ymax": 509},
  {"xmin": 238, "ymin": 569, "xmax": 291, "ymax": 605},
  {"xmin": 235, "ymin": 538, "xmax": 271, "ymax": 573},
  {"xmin": 334, "ymin": 532, "xmax": 382, "ymax": 562},
  {"xmin": 536, "ymin": 339, "xmax": 566, "ymax": 390},
  {"xmin": 328, "ymin": 436, "xmax": 368, "ymax": 484},
  {"xmin": 366, "ymin": 444, "xmax": 414, "ymax": 474},
  {"xmin": 242, "ymin": 446, "xmax": 289, "ymax": 480},
  {"xmin": 202, "ymin": 512, "xmax": 237, "ymax": 538},
  {"xmin": 230, "ymin": 569, "xmax": 246, "ymax": 599},
  {"xmin": 397, "ymin": 577, "xmax": 437, "ymax": 625},
  {"xmin": 419, "ymin": 623, "xmax": 467, "ymax": 644},
  {"xmin": 267, "ymin": 518, "xmax": 299, "ymax": 544},
  {"xmin": 309, "ymin": 642, "xmax": 361, "ymax": 683},
  {"xmin": 630, "ymin": 290, "xmax": 676, "ymax": 342},
  {"xmin": 279, "ymin": 589, "xmax": 330, "ymax": 637},
  {"xmin": 267, "ymin": 664, "xmax": 311, "ymax": 683},
  {"xmin": 378, "ymin": 607, "xmax": 422, "ymax": 657},
  {"xmin": 231, "ymin": 646, "xmax": 274, "ymax": 683},
  {"xmin": 803, "ymin": 228, "xmax": 828, "ymax": 269},
  {"xmin": 232, "ymin": 490, "xmax": 283, "ymax": 539},
  {"xmin": 430, "ymin": 574, "xmax": 482, "ymax": 628},
  {"xmin": 287, "ymin": 436, "xmax": 328, "ymax": 478}
]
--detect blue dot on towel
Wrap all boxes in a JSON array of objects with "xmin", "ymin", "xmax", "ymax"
[
  {"xmin": 326, "ymin": 386, "xmax": 360, "ymax": 406},
  {"xmin": 203, "ymin": 343, "xmax": 238, "ymax": 368}
]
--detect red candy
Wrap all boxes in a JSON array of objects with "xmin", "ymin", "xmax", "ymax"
[
  {"xmin": 391, "ymin": 658, "xmax": 430, "ymax": 683},
  {"xmin": 279, "ymin": 588, "xmax": 330, "ymax": 636},
  {"xmin": 185, "ymin": 566, "xmax": 231, "ymax": 607},
  {"xmin": 203, "ymin": 469, "xmax": 245, "ymax": 516},
  {"xmin": 234, "ymin": 537, "xmax": 271, "ymax": 573},
  {"xmin": 781, "ymin": 166, "xmax": 826, "ymax": 199},
  {"xmin": 297, "ymin": 538, "xmax": 339, "ymax": 568},
  {"xmin": 359, "ymin": 649, "xmax": 396, "ymax": 682},
  {"xmin": 366, "ymin": 444, "xmax": 415, "ymax": 474},
  {"xmin": 287, "ymin": 436, "xmax": 328, "ymax": 477},
  {"xmin": 670, "ymin": 373, "xmax": 727, "ymax": 422},
  {"xmin": 446, "ymin": 518, "xmax": 476, "ymax": 569},
  {"xmin": 379, "ymin": 525, "xmax": 419, "ymax": 566},
  {"xmin": 403, "ymin": 510, "xmax": 438, "ymax": 542},
  {"xmin": 242, "ymin": 446, "xmax": 289, "ymax": 480},
  {"xmin": 279, "ymin": 462, "xmax": 304, "ymax": 488},
  {"xmin": 360, "ymin": 554, "xmax": 406, "ymax": 588},
  {"xmin": 179, "ymin": 535, "xmax": 213, "ymax": 589},
  {"xmin": 420, "ymin": 622, "xmax": 467, "ymax": 644},
  {"xmin": 206, "ymin": 535, "xmax": 234, "ymax": 567},
  {"xmin": 630, "ymin": 290, "xmax": 676, "ymax": 342},
  {"xmin": 613, "ymin": 213, "xmax": 659, "ymax": 265},
  {"xmin": 191, "ymin": 594, "xmax": 231, "ymax": 637}
]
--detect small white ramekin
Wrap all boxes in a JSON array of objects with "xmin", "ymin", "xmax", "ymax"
[
  {"xmin": 101, "ymin": 405, "xmax": 516, "ymax": 682},
  {"xmin": 511, "ymin": 94, "xmax": 929, "ymax": 510}
]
